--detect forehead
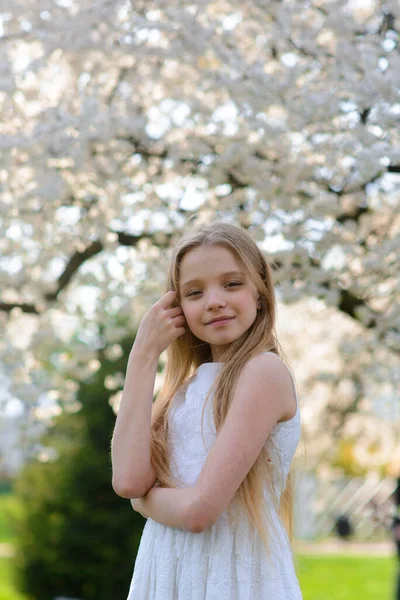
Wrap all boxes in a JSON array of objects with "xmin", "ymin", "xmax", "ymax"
[{"xmin": 179, "ymin": 245, "xmax": 244, "ymax": 286}]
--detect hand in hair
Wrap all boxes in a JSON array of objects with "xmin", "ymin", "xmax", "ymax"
[{"xmin": 133, "ymin": 290, "xmax": 186, "ymax": 359}]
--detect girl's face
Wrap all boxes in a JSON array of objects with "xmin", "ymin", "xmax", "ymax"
[{"xmin": 179, "ymin": 244, "xmax": 260, "ymax": 362}]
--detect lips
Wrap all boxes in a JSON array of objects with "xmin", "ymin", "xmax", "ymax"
[{"xmin": 206, "ymin": 316, "xmax": 235, "ymax": 325}]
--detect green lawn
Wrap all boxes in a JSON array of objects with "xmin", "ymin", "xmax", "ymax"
[{"xmin": 297, "ymin": 554, "xmax": 398, "ymax": 600}]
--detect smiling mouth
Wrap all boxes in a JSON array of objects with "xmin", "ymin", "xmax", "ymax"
[{"xmin": 206, "ymin": 317, "xmax": 235, "ymax": 325}]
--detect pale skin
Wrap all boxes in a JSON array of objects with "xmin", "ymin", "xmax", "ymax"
[
  {"xmin": 111, "ymin": 290, "xmax": 186, "ymax": 498},
  {"xmin": 121, "ymin": 245, "xmax": 297, "ymax": 532}
]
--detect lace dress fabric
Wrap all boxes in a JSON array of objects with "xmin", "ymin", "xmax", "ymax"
[{"xmin": 127, "ymin": 352, "xmax": 302, "ymax": 599}]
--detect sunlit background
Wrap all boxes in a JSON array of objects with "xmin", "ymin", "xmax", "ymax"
[{"xmin": 0, "ymin": 1, "xmax": 399, "ymax": 599}]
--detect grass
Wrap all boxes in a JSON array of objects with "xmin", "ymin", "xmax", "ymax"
[{"xmin": 297, "ymin": 554, "xmax": 398, "ymax": 600}]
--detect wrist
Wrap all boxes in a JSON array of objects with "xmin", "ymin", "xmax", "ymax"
[{"xmin": 129, "ymin": 344, "xmax": 159, "ymax": 368}]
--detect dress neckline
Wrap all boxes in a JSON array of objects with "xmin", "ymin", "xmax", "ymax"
[
  {"xmin": 196, "ymin": 352, "xmax": 277, "ymax": 372},
  {"xmin": 196, "ymin": 361, "xmax": 222, "ymax": 372}
]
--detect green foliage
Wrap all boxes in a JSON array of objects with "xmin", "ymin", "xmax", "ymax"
[
  {"xmin": 0, "ymin": 558, "xmax": 30, "ymax": 600},
  {"xmin": 10, "ymin": 334, "xmax": 146, "ymax": 600},
  {"xmin": 0, "ymin": 493, "xmax": 21, "ymax": 544},
  {"xmin": 0, "ymin": 481, "xmax": 12, "ymax": 494}
]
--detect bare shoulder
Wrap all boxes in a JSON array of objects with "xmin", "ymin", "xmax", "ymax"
[
  {"xmin": 240, "ymin": 352, "xmax": 297, "ymax": 422},
  {"xmin": 241, "ymin": 351, "xmax": 291, "ymax": 382}
]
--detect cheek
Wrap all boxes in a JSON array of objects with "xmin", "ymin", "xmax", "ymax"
[
  {"xmin": 241, "ymin": 294, "xmax": 258, "ymax": 316},
  {"xmin": 182, "ymin": 303, "xmax": 198, "ymax": 324}
]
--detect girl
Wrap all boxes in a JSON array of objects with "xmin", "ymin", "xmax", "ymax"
[{"xmin": 111, "ymin": 222, "xmax": 303, "ymax": 599}]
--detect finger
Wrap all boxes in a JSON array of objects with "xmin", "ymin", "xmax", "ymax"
[
  {"xmin": 167, "ymin": 306, "xmax": 184, "ymax": 318},
  {"xmin": 156, "ymin": 290, "xmax": 178, "ymax": 309},
  {"xmin": 172, "ymin": 316, "xmax": 186, "ymax": 327},
  {"xmin": 170, "ymin": 312, "xmax": 185, "ymax": 321},
  {"xmin": 175, "ymin": 327, "xmax": 186, "ymax": 337}
]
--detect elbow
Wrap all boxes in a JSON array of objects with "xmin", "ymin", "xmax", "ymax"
[
  {"xmin": 187, "ymin": 513, "xmax": 215, "ymax": 534},
  {"xmin": 185, "ymin": 496, "xmax": 216, "ymax": 533},
  {"xmin": 188, "ymin": 519, "xmax": 210, "ymax": 534},
  {"xmin": 112, "ymin": 475, "xmax": 149, "ymax": 499},
  {"xmin": 112, "ymin": 462, "xmax": 156, "ymax": 499},
  {"xmin": 111, "ymin": 478, "xmax": 136, "ymax": 499}
]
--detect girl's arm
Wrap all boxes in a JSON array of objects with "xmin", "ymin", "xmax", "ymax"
[
  {"xmin": 131, "ymin": 486, "xmax": 198, "ymax": 532},
  {"xmin": 111, "ymin": 291, "xmax": 186, "ymax": 499},
  {"xmin": 131, "ymin": 354, "xmax": 296, "ymax": 533},
  {"xmin": 111, "ymin": 347, "xmax": 159, "ymax": 498},
  {"xmin": 186, "ymin": 353, "xmax": 297, "ymax": 532},
  {"xmin": 130, "ymin": 356, "xmax": 296, "ymax": 532}
]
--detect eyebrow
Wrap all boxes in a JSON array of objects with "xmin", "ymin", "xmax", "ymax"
[{"xmin": 180, "ymin": 271, "xmax": 246, "ymax": 289}]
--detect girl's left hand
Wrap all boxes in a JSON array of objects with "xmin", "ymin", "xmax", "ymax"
[
  {"xmin": 131, "ymin": 496, "xmax": 149, "ymax": 519},
  {"xmin": 131, "ymin": 483, "xmax": 160, "ymax": 518}
]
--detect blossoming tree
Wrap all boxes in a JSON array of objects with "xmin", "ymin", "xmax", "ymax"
[{"xmin": 0, "ymin": 0, "xmax": 399, "ymax": 471}]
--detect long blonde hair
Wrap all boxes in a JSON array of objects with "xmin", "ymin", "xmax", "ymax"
[{"xmin": 150, "ymin": 222, "xmax": 297, "ymax": 556}]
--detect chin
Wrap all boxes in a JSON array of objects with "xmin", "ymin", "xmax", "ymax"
[{"xmin": 211, "ymin": 333, "xmax": 240, "ymax": 345}]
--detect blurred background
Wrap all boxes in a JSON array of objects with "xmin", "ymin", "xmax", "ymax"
[{"xmin": 0, "ymin": 1, "xmax": 399, "ymax": 599}]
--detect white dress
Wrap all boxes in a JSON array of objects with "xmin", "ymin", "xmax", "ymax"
[{"xmin": 127, "ymin": 352, "xmax": 302, "ymax": 599}]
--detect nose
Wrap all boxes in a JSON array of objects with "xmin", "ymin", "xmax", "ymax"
[{"xmin": 205, "ymin": 289, "xmax": 226, "ymax": 311}]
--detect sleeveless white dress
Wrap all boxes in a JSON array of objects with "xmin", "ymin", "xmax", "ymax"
[{"xmin": 127, "ymin": 352, "xmax": 302, "ymax": 599}]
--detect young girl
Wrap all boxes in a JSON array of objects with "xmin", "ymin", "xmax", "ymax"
[{"xmin": 111, "ymin": 222, "xmax": 303, "ymax": 599}]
